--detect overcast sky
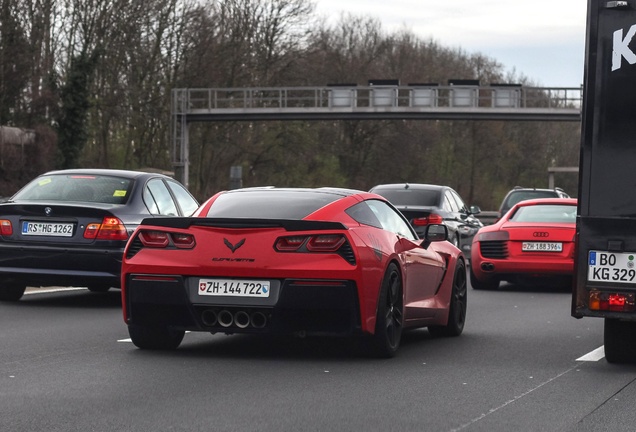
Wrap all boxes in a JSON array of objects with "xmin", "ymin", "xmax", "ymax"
[{"xmin": 313, "ymin": 0, "xmax": 587, "ymax": 88}]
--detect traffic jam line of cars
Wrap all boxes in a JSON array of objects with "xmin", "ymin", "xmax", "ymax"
[{"xmin": 1, "ymin": 171, "xmax": 577, "ymax": 357}]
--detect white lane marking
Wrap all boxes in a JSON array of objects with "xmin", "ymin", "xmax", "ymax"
[
  {"xmin": 576, "ymin": 346, "xmax": 605, "ymax": 361},
  {"xmin": 24, "ymin": 287, "xmax": 87, "ymax": 295},
  {"xmin": 450, "ymin": 366, "xmax": 578, "ymax": 432}
]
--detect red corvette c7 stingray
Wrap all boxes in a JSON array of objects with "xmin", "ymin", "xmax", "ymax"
[{"xmin": 121, "ymin": 187, "xmax": 467, "ymax": 357}]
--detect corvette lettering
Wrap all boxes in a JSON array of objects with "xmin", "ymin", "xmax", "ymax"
[
  {"xmin": 211, "ymin": 257, "xmax": 255, "ymax": 262},
  {"xmin": 612, "ymin": 24, "xmax": 636, "ymax": 71}
]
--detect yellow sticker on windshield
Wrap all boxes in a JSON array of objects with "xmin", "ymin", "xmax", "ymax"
[
  {"xmin": 113, "ymin": 190, "xmax": 127, "ymax": 197},
  {"xmin": 38, "ymin": 178, "xmax": 52, "ymax": 186}
]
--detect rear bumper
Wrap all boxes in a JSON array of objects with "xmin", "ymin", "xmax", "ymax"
[
  {"xmin": 0, "ymin": 244, "xmax": 123, "ymax": 287},
  {"xmin": 124, "ymin": 275, "xmax": 362, "ymax": 336},
  {"xmin": 472, "ymin": 255, "xmax": 573, "ymax": 281}
]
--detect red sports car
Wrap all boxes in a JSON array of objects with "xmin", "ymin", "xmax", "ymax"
[
  {"xmin": 121, "ymin": 187, "xmax": 467, "ymax": 357},
  {"xmin": 470, "ymin": 198, "xmax": 578, "ymax": 290}
]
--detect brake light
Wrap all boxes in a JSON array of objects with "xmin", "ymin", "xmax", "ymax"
[
  {"xmin": 0, "ymin": 219, "xmax": 12, "ymax": 236},
  {"xmin": 412, "ymin": 214, "xmax": 444, "ymax": 226},
  {"xmin": 139, "ymin": 230, "xmax": 170, "ymax": 247},
  {"xmin": 275, "ymin": 234, "xmax": 347, "ymax": 253},
  {"xmin": 172, "ymin": 233, "xmax": 196, "ymax": 249},
  {"xmin": 275, "ymin": 236, "xmax": 307, "ymax": 251},
  {"xmin": 307, "ymin": 234, "xmax": 346, "ymax": 252},
  {"xmin": 137, "ymin": 230, "xmax": 195, "ymax": 249},
  {"xmin": 83, "ymin": 217, "xmax": 128, "ymax": 241},
  {"xmin": 589, "ymin": 291, "xmax": 636, "ymax": 312}
]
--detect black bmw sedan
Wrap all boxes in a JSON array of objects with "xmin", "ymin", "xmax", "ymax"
[
  {"xmin": 0, "ymin": 169, "xmax": 199, "ymax": 301},
  {"xmin": 369, "ymin": 183, "xmax": 483, "ymax": 257}
]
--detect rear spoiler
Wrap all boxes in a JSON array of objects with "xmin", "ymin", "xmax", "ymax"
[{"xmin": 139, "ymin": 217, "xmax": 347, "ymax": 232}]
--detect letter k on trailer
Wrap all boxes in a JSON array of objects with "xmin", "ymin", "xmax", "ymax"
[{"xmin": 573, "ymin": 0, "xmax": 636, "ymax": 363}]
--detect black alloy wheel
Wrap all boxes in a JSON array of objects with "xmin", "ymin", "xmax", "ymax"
[
  {"xmin": 429, "ymin": 260, "xmax": 467, "ymax": 337},
  {"xmin": 0, "ymin": 283, "xmax": 27, "ymax": 301},
  {"xmin": 128, "ymin": 325, "xmax": 185, "ymax": 350},
  {"xmin": 369, "ymin": 263, "xmax": 404, "ymax": 358}
]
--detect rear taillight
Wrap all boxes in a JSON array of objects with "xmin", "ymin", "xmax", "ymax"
[
  {"xmin": 139, "ymin": 230, "xmax": 170, "ymax": 247},
  {"xmin": 83, "ymin": 217, "xmax": 128, "ymax": 241},
  {"xmin": 412, "ymin": 213, "xmax": 444, "ymax": 226},
  {"xmin": 0, "ymin": 219, "xmax": 12, "ymax": 236},
  {"xmin": 275, "ymin": 234, "xmax": 347, "ymax": 253},
  {"xmin": 589, "ymin": 290, "xmax": 636, "ymax": 312},
  {"xmin": 137, "ymin": 229, "xmax": 195, "ymax": 249},
  {"xmin": 275, "ymin": 235, "xmax": 307, "ymax": 251},
  {"xmin": 171, "ymin": 233, "xmax": 196, "ymax": 249}
]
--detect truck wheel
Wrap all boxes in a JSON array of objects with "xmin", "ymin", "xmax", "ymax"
[
  {"xmin": 128, "ymin": 325, "xmax": 185, "ymax": 350},
  {"xmin": 604, "ymin": 319, "xmax": 636, "ymax": 364}
]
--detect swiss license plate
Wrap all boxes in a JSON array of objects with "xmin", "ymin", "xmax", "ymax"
[
  {"xmin": 522, "ymin": 242, "xmax": 562, "ymax": 252},
  {"xmin": 198, "ymin": 279, "xmax": 270, "ymax": 297},
  {"xmin": 588, "ymin": 251, "xmax": 636, "ymax": 284},
  {"xmin": 22, "ymin": 221, "xmax": 74, "ymax": 237}
]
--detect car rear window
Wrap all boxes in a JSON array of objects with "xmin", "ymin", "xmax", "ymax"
[
  {"xmin": 504, "ymin": 191, "xmax": 558, "ymax": 209},
  {"xmin": 205, "ymin": 190, "xmax": 342, "ymax": 219},
  {"xmin": 372, "ymin": 189, "xmax": 440, "ymax": 207},
  {"xmin": 509, "ymin": 204, "xmax": 576, "ymax": 223},
  {"xmin": 13, "ymin": 174, "xmax": 133, "ymax": 204}
]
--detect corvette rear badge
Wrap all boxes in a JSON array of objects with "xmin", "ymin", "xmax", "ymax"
[{"xmin": 224, "ymin": 238, "xmax": 245, "ymax": 253}]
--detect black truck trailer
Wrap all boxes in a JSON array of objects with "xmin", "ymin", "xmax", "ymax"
[{"xmin": 573, "ymin": 0, "xmax": 636, "ymax": 363}]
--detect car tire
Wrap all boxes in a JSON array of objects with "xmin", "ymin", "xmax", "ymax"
[
  {"xmin": 87, "ymin": 285, "xmax": 111, "ymax": 293},
  {"xmin": 0, "ymin": 283, "xmax": 27, "ymax": 301},
  {"xmin": 604, "ymin": 319, "xmax": 636, "ymax": 364},
  {"xmin": 368, "ymin": 263, "xmax": 404, "ymax": 358},
  {"xmin": 470, "ymin": 268, "xmax": 499, "ymax": 290},
  {"xmin": 128, "ymin": 325, "xmax": 185, "ymax": 350},
  {"xmin": 429, "ymin": 260, "xmax": 467, "ymax": 337}
]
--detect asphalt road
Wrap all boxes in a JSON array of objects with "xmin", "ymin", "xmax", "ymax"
[{"xmin": 2, "ymin": 281, "xmax": 636, "ymax": 432}]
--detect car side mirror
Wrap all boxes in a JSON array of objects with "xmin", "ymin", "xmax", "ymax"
[
  {"xmin": 425, "ymin": 224, "xmax": 448, "ymax": 243},
  {"xmin": 469, "ymin": 205, "xmax": 481, "ymax": 215}
]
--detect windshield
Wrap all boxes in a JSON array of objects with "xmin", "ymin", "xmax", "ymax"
[{"xmin": 13, "ymin": 174, "xmax": 133, "ymax": 204}]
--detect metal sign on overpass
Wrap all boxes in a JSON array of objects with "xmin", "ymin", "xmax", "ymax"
[{"xmin": 171, "ymin": 84, "xmax": 582, "ymax": 186}]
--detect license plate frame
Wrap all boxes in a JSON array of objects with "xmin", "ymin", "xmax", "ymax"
[
  {"xmin": 21, "ymin": 221, "xmax": 74, "ymax": 237},
  {"xmin": 522, "ymin": 241, "xmax": 563, "ymax": 252},
  {"xmin": 198, "ymin": 278, "xmax": 271, "ymax": 298},
  {"xmin": 588, "ymin": 251, "xmax": 636, "ymax": 284}
]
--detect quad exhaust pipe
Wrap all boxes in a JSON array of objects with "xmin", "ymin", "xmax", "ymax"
[{"xmin": 201, "ymin": 308, "xmax": 268, "ymax": 329}]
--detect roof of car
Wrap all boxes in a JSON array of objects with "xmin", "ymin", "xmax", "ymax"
[
  {"xmin": 224, "ymin": 187, "xmax": 363, "ymax": 197},
  {"xmin": 41, "ymin": 168, "xmax": 171, "ymax": 180},
  {"xmin": 369, "ymin": 183, "xmax": 446, "ymax": 191},
  {"xmin": 514, "ymin": 197, "xmax": 578, "ymax": 206},
  {"xmin": 509, "ymin": 186, "xmax": 566, "ymax": 193}
]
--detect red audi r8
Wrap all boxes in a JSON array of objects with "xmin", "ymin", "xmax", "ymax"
[
  {"xmin": 121, "ymin": 187, "xmax": 467, "ymax": 357},
  {"xmin": 470, "ymin": 198, "xmax": 577, "ymax": 290}
]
